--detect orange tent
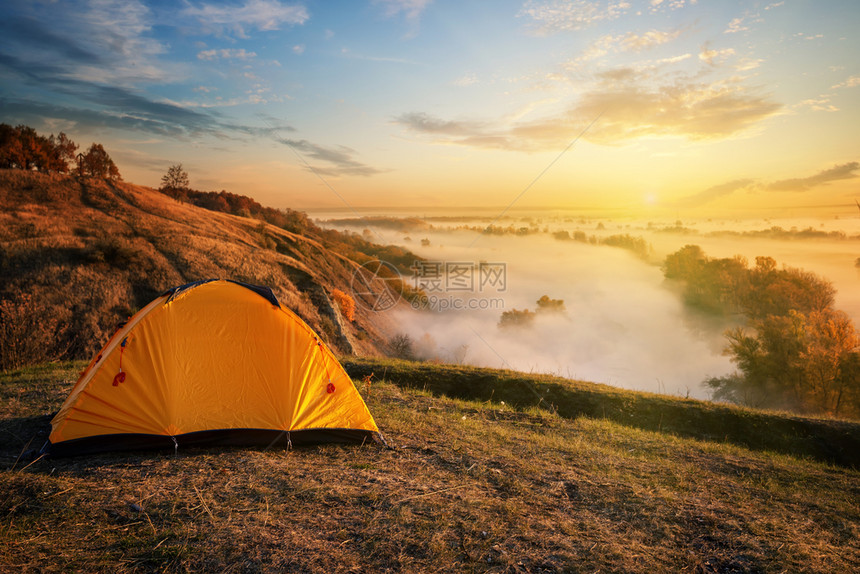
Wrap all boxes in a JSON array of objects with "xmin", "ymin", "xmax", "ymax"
[{"xmin": 45, "ymin": 279, "xmax": 382, "ymax": 456}]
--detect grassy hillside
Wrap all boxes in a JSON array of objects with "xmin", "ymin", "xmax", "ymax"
[
  {"xmin": 0, "ymin": 169, "xmax": 413, "ymax": 364},
  {"xmin": 343, "ymin": 358, "xmax": 860, "ymax": 468},
  {"xmin": 2, "ymin": 362, "xmax": 859, "ymax": 573}
]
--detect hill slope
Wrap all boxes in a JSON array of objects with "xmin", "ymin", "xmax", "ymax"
[
  {"xmin": 343, "ymin": 358, "xmax": 860, "ymax": 468},
  {"xmin": 2, "ymin": 362, "xmax": 858, "ymax": 573},
  {"xmin": 0, "ymin": 169, "xmax": 408, "ymax": 362}
]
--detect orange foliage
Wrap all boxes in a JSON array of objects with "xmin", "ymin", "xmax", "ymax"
[{"xmin": 331, "ymin": 289, "xmax": 355, "ymax": 322}]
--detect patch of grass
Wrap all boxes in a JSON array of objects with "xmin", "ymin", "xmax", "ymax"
[
  {"xmin": 342, "ymin": 357, "xmax": 860, "ymax": 468},
  {"xmin": 1, "ymin": 364, "xmax": 859, "ymax": 572}
]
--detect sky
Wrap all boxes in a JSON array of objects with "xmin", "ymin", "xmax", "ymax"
[{"xmin": 1, "ymin": 0, "xmax": 859, "ymax": 215}]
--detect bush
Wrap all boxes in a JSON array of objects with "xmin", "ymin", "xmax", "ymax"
[
  {"xmin": 331, "ymin": 289, "xmax": 356, "ymax": 322},
  {"xmin": 389, "ymin": 333, "xmax": 414, "ymax": 359}
]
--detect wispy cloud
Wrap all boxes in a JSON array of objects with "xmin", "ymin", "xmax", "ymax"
[
  {"xmin": 673, "ymin": 179, "xmax": 757, "ymax": 207},
  {"xmin": 658, "ymin": 53, "xmax": 693, "ymax": 65},
  {"xmin": 0, "ymin": 32, "xmax": 229, "ymax": 139},
  {"xmin": 371, "ymin": 0, "xmax": 432, "ymax": 39},
  {"xmin": 573, "ymin": 29, "xmax": 683, "ymax": 64},
  {"xmin": 0, "ymin": 0, "xmax": 171, "ymax": 87},
  {"xmin": 339, "ymin": 48, "xmax": 416, "ymax": 65},
  {"xmin": 0, "ymin": 1, "xmax": 387, "ymax": 180},
  {"xmin": 798, "ymin": 96, "xmax": 838, "ymax": 113},
  {"xmin": 699, "ymin": 45, "xmax": 735, "ymax": 65},
  {"xmin": 0, "ymin": 96, "xmax": 224, "ymax": 139},
  {"xmin": 519, "ymin": 0, "xmax": 632, "ymax": 35},
  {"xmin": 276, "ymin": 138, "xmax": 385, "ymax": 177},
  {"xmin": 767, "ymin": 162, "xmax": 859, "ymax": 192},
  {"xmin": 452, "ymin": 73, "xmax": 479, "ymax": 87},
  {"xmin": 575, "ymin": 72, "xmax": 781, "ymax": 143},
  {"xmin": 617, "ymin": 29, "xmax": 683, "ymax": 51},
  {"xmin": 832, "ymin": 76, "xmax": 860, "ymax": 90},
  {"xmin": 724, "ymin": 17, "xmax": 749, "ymax": 34},
  {"xmin": 520, "ymin": 0, "xmax": 695, "ymax": 35},
  {"xmin": 0, "ymin": 16, "xmax": 102, "ymax": 67},
  {"xmin": 0, "ymin": 1, "xmax": 213, "ymax": 136},
  {"xmin": 735, "ymin": 58, "xmax": 763, "ymax": 72},
  {"xmin": 648, "ymin": 0, "xmax": 696, "ymax": 13},
  {"xmin": 183, "ymin": 0, "xmax": 309, "ymax": 38},
  {"xmin": 373, "ymin": 0, "xmax": 433, "ymax": 21},
  {"xmin": 197, "ymin": 48, "xmax": 258, "ymax": 60},
  {"xmin": 397, "ymin": 68, "xmax": 782, "ymax": 150},
  {"xmin": 396, "ymin": 112, "xmax": 488, "ymax": 136},
  {"xmin": 639, "ymin": 162, "xmax": 859, "ymax": 207}
]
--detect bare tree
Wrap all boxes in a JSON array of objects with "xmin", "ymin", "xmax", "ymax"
[
  {"xmin": 389, "ymin": 333, "xmax": 414, "ymax": 360},
  {"xmin": 161, "ymin": 164, "xmax": 190, "ymax": 193}
]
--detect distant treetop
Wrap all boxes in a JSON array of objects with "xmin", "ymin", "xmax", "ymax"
[
  {"xmin": 161, "ymin": 164, "xmax": 190, "ymax": 192},
  {"xmin": 0, "ymin": 123, "xmax": 77, "ymax": 173},
  {"xmin": 0, "ymin": 123, "xmax": 120, "ymax": 181}
]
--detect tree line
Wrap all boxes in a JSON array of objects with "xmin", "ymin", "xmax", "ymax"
[
  {"xmin": 554, "ymin": 231, "xmax": 651, "ymax": 260},
  {"xmin": 664, "ymin": 245, "xmax": 859, "ymax": 417},
  {"xmin": 0, "ymin": 123, "xmax": 120, "ymax": 180}
]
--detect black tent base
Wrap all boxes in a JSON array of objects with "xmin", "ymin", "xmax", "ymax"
[{"xmin": 44, "ymin": 427, "xmax": 384, "ymax": 457}]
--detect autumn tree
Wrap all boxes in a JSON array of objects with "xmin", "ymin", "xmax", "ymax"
[
  {"xmin": 707, "ymin": 309, "xmax": 860, "ymax": 417},
  {"xmin": 50, "ymin": 132, "xmax": 78, "ymax": 172},
  {"xmin": 708, "ymin": 313, "xmax": 808, "ymax": 410},
  {"xmin": 668, "ymin": 246, "xmax": 860, "ymax": 417},
  {"xmin": 662, "ymin": 245, "xmax": 749, "ymax": 314},
  {"xmin": 744, "ymin": 257, "xmax": 834, "ymax": 319},
  {"xmin": 0, "ymin": 124, "xmax": 40, "ymax": 170},
  {"xmin": 0, "ymin": 123, "xmax": 77, "ymax": 173},
  {"xmin": 799, "ymin": 309, "xmax": 860, "ymax": 416},
  {"xmin": 80, "ymin": 143, "xmax": 120, "ymax": 180}
]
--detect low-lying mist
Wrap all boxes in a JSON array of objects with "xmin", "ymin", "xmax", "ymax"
[{"xmin": 320, "ymin": 212, "xmax": 860, "ymax": 399}]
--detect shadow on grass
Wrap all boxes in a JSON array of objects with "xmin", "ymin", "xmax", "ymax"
[
  {"xmin": 0, "ymin": 417, "xmax": 357, "ymax": 476},
  {"xmin": 0, "ymin": 414, "xmax": 52, "ymax": 463}
]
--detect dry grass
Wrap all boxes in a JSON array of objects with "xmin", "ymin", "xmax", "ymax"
[
  {"xmin": 342, "ymin": 357, "xmax": 860, "ymax": 468},
  {"xmin": 0, "ymin": 169, "xmax": 396, "ymax": 362},
  {"xmin": 2, "ymin": 362, "xmax": 858, "ymax": 573}
]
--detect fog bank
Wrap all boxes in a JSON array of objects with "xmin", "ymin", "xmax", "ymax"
[{"xmin": 319, "ymin": 212, "xmax": 860, "ymax": 399}]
